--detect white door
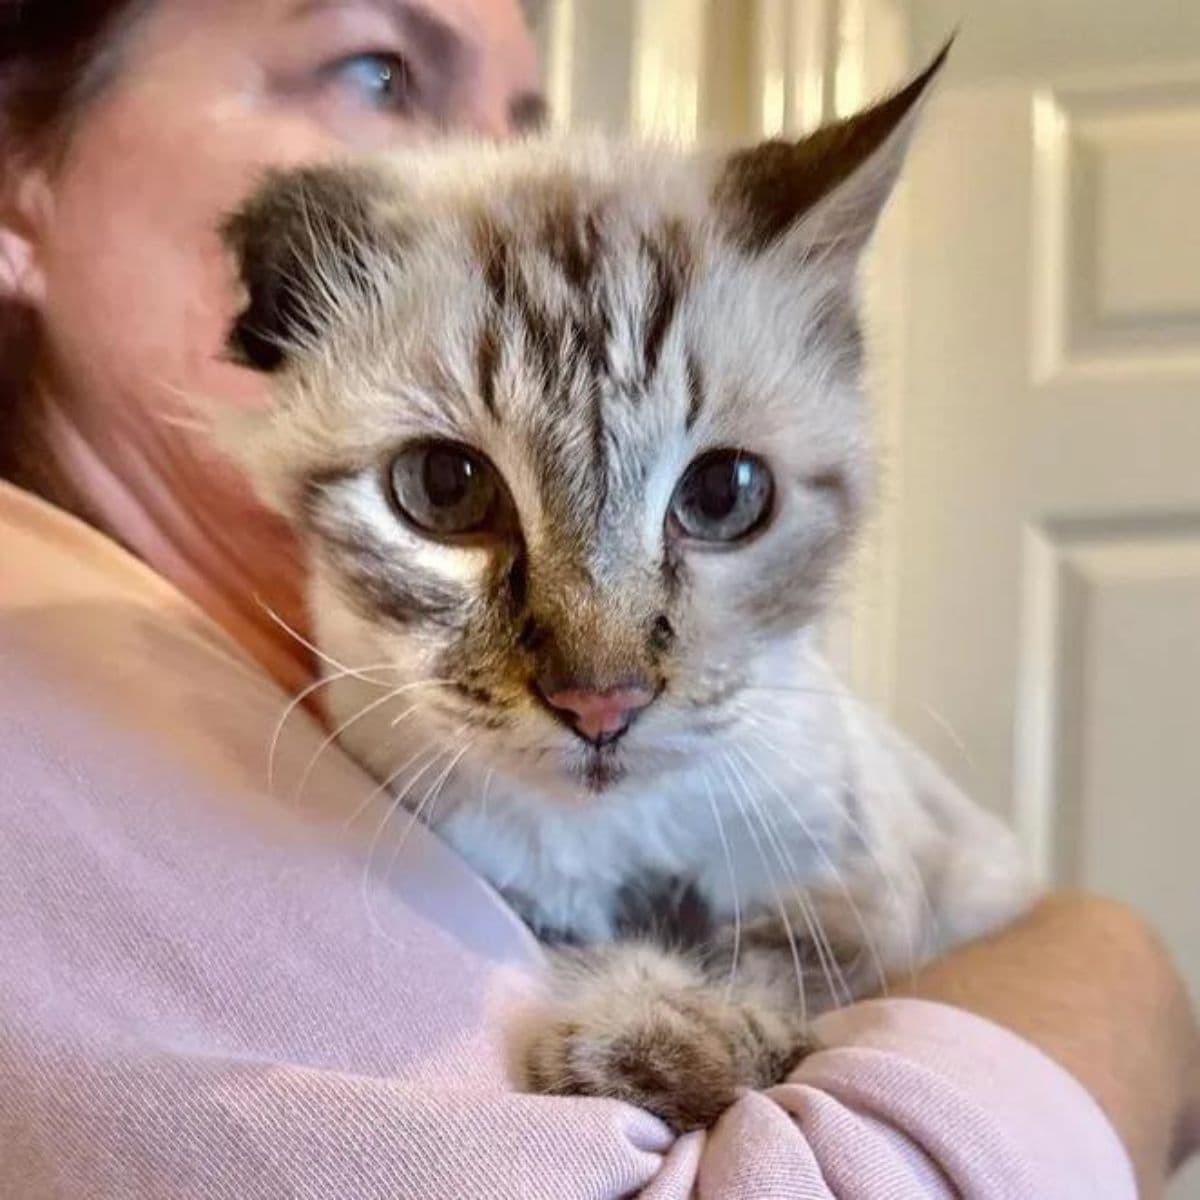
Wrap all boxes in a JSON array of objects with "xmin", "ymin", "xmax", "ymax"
[{"xmin": 863, "ymin": 3, "xmax": 1200, "ymax": 1194}]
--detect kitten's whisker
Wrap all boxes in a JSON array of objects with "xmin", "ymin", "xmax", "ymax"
[
  {"xmin": 719, "ymin": 753, "xmax": 808, "ymax": 1026},
  {"xmin": 365, "ymin": 731, "xmax": 475, "ymax": 948},
  {"xmin": 268, "ymin": 663, "xmax": 371, "ymax": 793},
  {"xmin": 727, "ymin": 746, "xmax": 847, "ymax": 1006},
  {"xmin": 742, "ymin": 684, "xmax": 977, "ymax": 781},
  {"xmin": 701, "ymin": 768, "xmax": 741, "ymax": 1004},
  {"xmin": 911, "ymin": 702, "xmax": 978, "ymax": 778},
  {"xmin": 479, "ymin": 767, "xmax": 495, "ymax": 819},
  {"xmin": 359, "ymin": 747, "xmax": 451, "ymax": 946},
  {"xmin": 741, "ymin": 722, "xmax": 929, "ymax": 982},
  {"xmin": 735, "ymin": 745, "xmax": 889, "ymax": 1001},
  {"xmin": 342, "ymin": 711, "xmax": 472, "ymax": 837},
  {"xmin": 297, "ymin": 698, "xmax": 420, "ymax": 810},
  {"xmin": 340, "ymin": 746, "xmax": 427, "ymax": 832},
  {"xmin": 741, "ymin": 709, "xmax": 936, "ymax": 983},
  {"xmin": 724, "ymin": 752, "xmax": 849, "ymax": 1009},
  {"xmin": 384, "ymin": 738, "xmax": 475, "ymax": 886},
  {"xmin": 257, "ymin": 600, "xmax": 388, "ymax": 682},
  {"xmin": 271, "ymin": 667, "xmax": 431, "ymax": 795},
  {"xmin": 292, "ymin": 678, "xmax": 455, "ymax": 806},
  {"xmin": 755, "ymin": 791, "xmax": 849, "ymax": 1007}
]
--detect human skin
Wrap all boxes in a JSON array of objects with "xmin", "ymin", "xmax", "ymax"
[
  {"xmin": 0, "ymin": 5, "xmax": 1196, "ymax": 1191},
  {"xmin": 901, "ymin": 893, "xmax": 1200, "ymax": 1199},
  {"xmin": 0, "ymin": 0, "xmax": 540, "ymax": 696}
]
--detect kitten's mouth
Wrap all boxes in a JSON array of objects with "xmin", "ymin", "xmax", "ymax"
[{"xmin": 575, "ymin": 745, "xmax": 627, "ymax": 792}]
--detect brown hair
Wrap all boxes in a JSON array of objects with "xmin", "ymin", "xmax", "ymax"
[{"xmin": 0, "ymin": 0, "xmax": 151, "ymax": 499}]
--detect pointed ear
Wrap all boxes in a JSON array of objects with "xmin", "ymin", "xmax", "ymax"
[
  {"xmin": 714, "ymin": 38, "xmax": 951, "ymax": 263},
  {"xmin": 220, "ymin": 163, "xmax": 393, "ymax": 372}
]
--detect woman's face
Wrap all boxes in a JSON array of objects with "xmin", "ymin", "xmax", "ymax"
[
  {"xmin": 25, "ymin": 0, "xmax": 540, "ymax": 421},
  {"xmin": 4, "ymin": 0, "xmax": 539, "ymax": 686}
]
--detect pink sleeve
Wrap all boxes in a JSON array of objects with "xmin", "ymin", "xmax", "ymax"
[
  {"xmin": 1, "ymin": 1000, "xmax": 1136, "ymax": 1199},
  {"xmin": 689, "ymin": 998, "xmax": 1137, "ymax": 1199},
  {"xmin": 0, "ymin": 483, "xmax": 1138, "ymax": 1199}
]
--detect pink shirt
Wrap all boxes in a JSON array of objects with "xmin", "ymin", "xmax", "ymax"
[{"xmin": 0, "ymin": 480, "xmax": 1135, "ymax": 1198}]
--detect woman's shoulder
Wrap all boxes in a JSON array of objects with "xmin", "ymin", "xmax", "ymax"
[{"xmin": 0, "ymin": 478, "xmax": 541, "ymax": 1041}]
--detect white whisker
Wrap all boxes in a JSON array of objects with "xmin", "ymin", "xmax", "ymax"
[
  {"xmin": 479, "ymin": 767, "xmax": 495, "ymax": 819},
  {"xmin": 701, "ymin": 768, "xmax": 741, "ymax": 1004},
  {"xmin": 724, "ymin": 748, "xmax": 849, "ymax": 1003},
  {"xmin": 735, "ymin": 745, "xmax": 889, "ymax": 1000},
  {"xmin": 724, "ymin": 751, "xmax": 849, "ymax": 1008},
  {"xmin": 359, "ymin": 748, "xmax": 450, "ymax": 944},
  {"xmin": 291, "ymin": 678, "xmax": 454, "ymax": 805},
  {"xmin": 268, "ymin": 664, "xmax": 362, "ymax": 793},
  {"xmin": 268, "ymin": 662, "xmax": 431, "ymax": 792},
  {"xmin": 366, "ymin": 736, "xmax": 475, "ymax": 949},
  {"xmin": 257, "ymin": 599, "xmax": 400, "ymax": 682},
  {"xmin": 741, "ymin": 716, "xmax": 934, "ymax": 984},
  {"xmin": 718, "ymin": 752, "xmax": 808, "ymax": 1025}
]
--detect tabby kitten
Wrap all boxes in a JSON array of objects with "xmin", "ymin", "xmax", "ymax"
[{"xmin": 219, "ymin": 44, "xmax": 1031, "ymax": 1131}]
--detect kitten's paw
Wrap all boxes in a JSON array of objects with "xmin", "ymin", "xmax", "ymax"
[{"xmin": 520, "ymin": 947, "xmax": 808, "ymax": 1131}]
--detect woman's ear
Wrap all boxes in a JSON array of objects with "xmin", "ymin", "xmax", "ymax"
[
  {"xmin": 0, "ymin": 171, "xmax": 54, "ymax": 306},
  {"xmin": 220, "ymin": 161, "xmax": 397, "ymax": 373}
]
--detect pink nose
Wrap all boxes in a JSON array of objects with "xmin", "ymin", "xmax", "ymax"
[{"xmin": 541, "ymin": 686, "xmax": 655, "ymax": 744}]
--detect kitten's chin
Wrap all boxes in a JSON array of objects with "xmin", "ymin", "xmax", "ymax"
[
  {"xmin": 489, "ymin": 741, "xmax": 668, "ymax": 804},
  {"xmin": 572, "ymin": 747, "xmax": 628, "ymax": 793},
  {"xmin": 552, "ymin": 741, "xmax": 684, "ymax": 799}
]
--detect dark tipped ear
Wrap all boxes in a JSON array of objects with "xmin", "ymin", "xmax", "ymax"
[
  {"xmin": 715, "ymin": 37, "xmax": 952, "ymax": 261},
  {"xmin": 220, "ymin": 163, "xmax": 390, "ymax": 372}
]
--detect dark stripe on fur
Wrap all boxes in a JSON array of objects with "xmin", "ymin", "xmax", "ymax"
[
  {"xmin": 685, "ymin": 350, "xmax": 704, "ymax": 430},
  {"xmin": 476, "ymin": 322, "xmax": 501, "ymax": 417},
  {"xmin": 613, "ymin": 872, "xmax": 713, "ymax": 950},
  {"xmin": 323, "ymin": 536, "xmax": 467, "ymax": 628},
  {"xmin": 639, "ymin": 220, "xmax": 690, "ymax": 386}
]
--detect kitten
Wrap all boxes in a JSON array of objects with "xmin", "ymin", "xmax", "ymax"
[{"xmin": 218, "ymin": 43, "xmax": 1032, "ymax": 1131}]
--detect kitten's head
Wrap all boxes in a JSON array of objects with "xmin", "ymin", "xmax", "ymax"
[{"xmin": 219, "ymin": 48, "xmax": 944, "ymax": 803}]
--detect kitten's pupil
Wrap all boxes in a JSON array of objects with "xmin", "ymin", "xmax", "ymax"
[
  {"xmin": 697, "ymin": 459, "xmax": 746, "ymax": 520},
  {"xmin": 424, "ymin": 447, "xmax": 473, "ymax": 508}
]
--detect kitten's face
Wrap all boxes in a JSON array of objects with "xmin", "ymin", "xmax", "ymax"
[{"xmin": 222, "ymin": 56, "xmax": 939, "ymax": 803}]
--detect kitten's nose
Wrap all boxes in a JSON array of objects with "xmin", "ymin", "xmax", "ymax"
[{"xmin": 540, "ymin": 685, "xmax": 655, "ymax": 745}]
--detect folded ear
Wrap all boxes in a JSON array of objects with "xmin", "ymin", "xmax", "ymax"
[
  {"xmin": 714, "ymin": 38, "xmax": 951, "ymax": 267},
  {"xmin": 220, "ymin": 163, "xmax": 393, "ymax": 372}
]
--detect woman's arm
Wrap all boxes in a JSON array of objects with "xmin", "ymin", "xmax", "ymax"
[{"xmin": 899, "ymin": 893, "xmax": 1200, "ymax": 1199}]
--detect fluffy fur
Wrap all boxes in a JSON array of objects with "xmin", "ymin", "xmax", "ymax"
[{"xmin": 218, "ymin": 44, "xmax": 1033, "ymax": 1130}]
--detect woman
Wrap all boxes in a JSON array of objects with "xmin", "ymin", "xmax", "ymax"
[{"xmin": 1, "ymin": 2, "xmax": 1196, "ymax": 1196}]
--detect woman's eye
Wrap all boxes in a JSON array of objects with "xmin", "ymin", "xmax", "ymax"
[
  {"xmin": 325, "ymin": 51, "xmax": 414, "ymax": 113},
  {"xmin": 669, "ymin": 451, "xmax": 774, "ymax": 544},
  {"xmin": 388, "ymin": 442, "xmax": 508, "ymax": 538}
]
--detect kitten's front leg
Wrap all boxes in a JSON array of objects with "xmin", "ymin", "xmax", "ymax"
[{"xmin": 519, "ymin": 942, "xmax": 810, "ymax": 1131}]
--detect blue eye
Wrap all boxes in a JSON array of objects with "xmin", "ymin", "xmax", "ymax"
[
  {"xmin": 328, "ymin": 52, "xmax": 414, "ymax": 112},
  {"xmin": 670, "ymin": 451, "xmax": 775, "ymax": 544}
]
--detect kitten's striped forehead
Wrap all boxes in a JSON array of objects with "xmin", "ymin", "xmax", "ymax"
[{"xmin": 459, "ymin": 179, "xmax": 703, "ymax": 550}]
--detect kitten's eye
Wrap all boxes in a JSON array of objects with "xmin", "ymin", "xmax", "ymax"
[
  {"xmin": 670, "ymin": 451, "xmax": 774, "ymax": 544},
  {"xmin": 325, "ymin": 51, "xmax": 414, "ymax": 114},
  {"xmin": 388, "ymin": 442, "xmax": 506, "ymax": 538}
]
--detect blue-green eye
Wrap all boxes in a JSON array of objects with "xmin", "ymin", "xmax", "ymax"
[
  {"xmin": 388, "ymin": 441, "xmax": 513, "ymax": 540},
  {"xmin": 670, "ymin": 450, "xmax": 775, "ymax": 544},
  {"xmin": 328, "ymin": 52, "xmax": 414, "ymax": 112}
]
